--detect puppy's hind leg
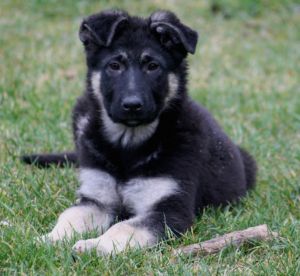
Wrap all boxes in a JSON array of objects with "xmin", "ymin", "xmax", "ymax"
[{"xmin": 40, "ymin": 203, "xmax": 113, "ymax": 243}]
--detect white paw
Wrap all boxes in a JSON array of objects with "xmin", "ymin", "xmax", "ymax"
[
  {"xmin": 36, "ymin": 231, "xmax": 67, "ymax": 244},
  {"xmin": 72, "ymin": 221, "xmax": 156, "ymax": 256},
  {"xmin": 35, "ymin": 233, "xmax": 55, "ymax": 243},
  {"xmin": 72, "ymin": 238, "xmax": 104, "ymax": 254}
]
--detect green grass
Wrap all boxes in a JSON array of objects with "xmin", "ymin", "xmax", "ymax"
[{"xmin": 1, "ymin": 0, "xmax": 300, "ymax": 274}]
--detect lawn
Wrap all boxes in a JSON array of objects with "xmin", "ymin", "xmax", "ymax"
[{"xmin": 0, "ymin": 0, "xmax": 299, "ymax": 274}]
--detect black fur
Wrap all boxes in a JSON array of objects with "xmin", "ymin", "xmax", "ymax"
[
  {"xmin": 23, "ymin": 10, "xmax": 256, "ymax": 241},
  {"xmin": 22, "ymin": 152, "xmax": 77, "ymax": 167}
]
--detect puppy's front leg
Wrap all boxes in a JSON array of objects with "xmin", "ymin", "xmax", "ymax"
[
  {"xmin": 72, "ymin": 216, "xmax": 157, "ymax": 255},
  {"xmin": 73, "ymin": 175, "xmax": 195, "ymax": 255},
  {"xmin": 40, "ymin": 204, "xmax": 112, "ymax": 242},
  {"xmin": 73, "ymin": 206, "xmax": 194, "ymax": 255},
  {"xmin": 41, "ymin": 168, "xmax": 119, "ymax": 242},
  {"xmin": 73, "ymin": 198, "xmax": 194, "ymax": 255}
]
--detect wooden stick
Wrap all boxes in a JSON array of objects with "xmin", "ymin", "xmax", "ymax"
[{"xmin": 173, "ymin": 224, "xmax": 278, "ymax": 256}]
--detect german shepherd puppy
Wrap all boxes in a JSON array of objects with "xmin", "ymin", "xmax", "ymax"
[{"xmin": 23, "ymin": 10, "xmax": 257, "ymax": 255}]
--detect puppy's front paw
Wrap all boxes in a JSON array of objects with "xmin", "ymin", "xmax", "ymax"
[
  {"xmin": 35, "ymin": 233, "xmax": 55, "ymax": 244},
  {"xmin": 72, "ymin": 221, "xmax": 156, "ymax": 255},
  {"xmin": 36, "ymin": 231, "xmax": 67, "ymax": 244},
  {"xmin": 72, "ymin": 238, "xmax": 106, "ymax": 254}
]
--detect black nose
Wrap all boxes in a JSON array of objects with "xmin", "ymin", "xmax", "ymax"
[{"xmin": 122, "ymin": 96, "xmax": 143, "ymax": 112}]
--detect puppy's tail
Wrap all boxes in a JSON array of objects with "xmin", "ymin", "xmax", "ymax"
[
  {"xmin": 21, "ymin": 152, "xmax": 77, "ymax": 168},
  {"xmin": 239, "ymin": 147, "xmax": 257, "ymax": 190}
]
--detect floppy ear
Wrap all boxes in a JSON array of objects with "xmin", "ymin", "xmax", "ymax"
[
  {"xmin": 150, "ymin": 11, "xmax": 198, "ymax": 54},
  {"xmin": 79, "ymin": 10, "xmax": 128, "ymax": 47}
]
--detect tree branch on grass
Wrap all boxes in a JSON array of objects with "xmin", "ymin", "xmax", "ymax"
[{"xmin": 173, "ymin": 224, "xmax": 278, "ymax": 256}]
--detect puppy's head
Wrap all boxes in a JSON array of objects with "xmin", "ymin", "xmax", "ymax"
[{"xmin": 79, "ymin": 10, "xmax": 198, "ymax": 127}]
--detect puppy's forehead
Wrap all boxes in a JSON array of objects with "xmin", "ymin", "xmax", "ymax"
[
  {"xmin": 99, "ymin": 20, "xmax": 170, "ymax": 64},
  {"xmin": 111, "ymin": 22, "xmax": 164, "ymax": 55},
  {"xmin": 107, "ymin": 48, "xmax": 165, "ymax": 62}
]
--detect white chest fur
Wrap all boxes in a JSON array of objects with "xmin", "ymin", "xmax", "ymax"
[
  {"xmin": 120, "ymin": 177, "xmax": 179, "ymax": 214},
  {"xmin": 78, "ymin": 169, "xmax": 179, "ymax": 214}
]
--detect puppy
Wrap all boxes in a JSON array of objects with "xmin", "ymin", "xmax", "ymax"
[{"xmin": 23, "ymin": 10, "xmax": 256, "ymax": 255}]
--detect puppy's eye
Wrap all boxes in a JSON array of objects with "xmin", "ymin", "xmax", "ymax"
[
  {"xmin": 147, "ymin": 62, "xmax": 159, "ymax": 71},
  {"xmin": 109, "ymin": 62, "xmax": 121, "ymax": 71}
]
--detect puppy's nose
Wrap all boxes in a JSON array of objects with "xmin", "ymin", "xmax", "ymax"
[{"xmin": 122, "ymin": 96, "xmax": 143, "ymax": 112}]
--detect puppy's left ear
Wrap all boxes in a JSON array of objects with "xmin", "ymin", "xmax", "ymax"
[{"xmin": 150, "ymin": 11, "xmax": 198, "ymax": 54}]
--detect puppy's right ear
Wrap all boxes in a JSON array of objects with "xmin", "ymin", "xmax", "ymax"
[{"xmin": 79, "ymin": 10, "xmax": 128, "ymax": 47}]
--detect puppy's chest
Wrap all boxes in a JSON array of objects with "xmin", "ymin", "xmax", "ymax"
[
  {"xmin": 124, "ymin": 147, "xmax": 161, "ymax": 170},
  {"xmin": 109, "ymin": 145, "xmax": 163, "ymax": 177},
  {"xmin": 117, "ymin": 177, "xmax": 178, "ymax": 215},
  {"xmin": 78, "ymin": 168, "xmax": 179, "ymax": 215}
]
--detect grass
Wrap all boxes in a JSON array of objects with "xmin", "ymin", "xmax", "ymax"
[{"xmin": 0, "ymin": 0, "xmax": 299, "ymax": 274}]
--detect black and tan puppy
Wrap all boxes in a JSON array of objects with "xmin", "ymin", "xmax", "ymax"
[{"xmin": 23, "ymin": 10, "xmax": 256, "ymax": 255}]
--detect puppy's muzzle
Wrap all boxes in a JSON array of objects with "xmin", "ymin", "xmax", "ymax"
[{"xmin": 121, "ymin": 95, "xmax": 143, "ymax": 113}]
